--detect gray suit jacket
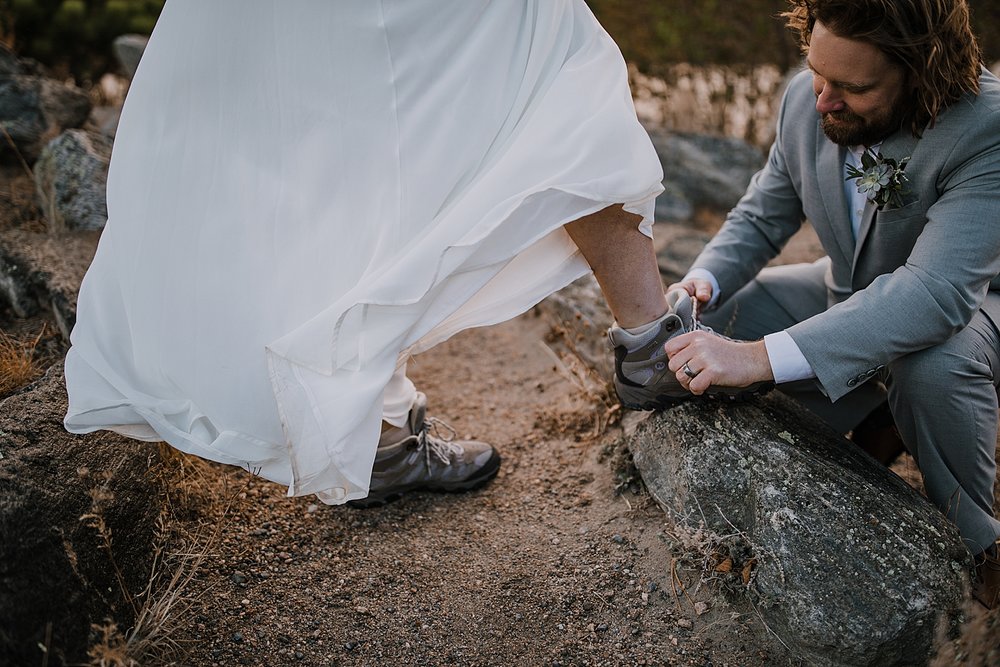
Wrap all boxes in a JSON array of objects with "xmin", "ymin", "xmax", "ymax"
[{"xmin": 692, "ymin": 68, "xmax": 1000, "ymax": 401}]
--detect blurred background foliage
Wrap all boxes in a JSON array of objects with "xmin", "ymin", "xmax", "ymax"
[
  {"xmin": 587, "ymin": 0, "xmax": 1000, "ymax": 75},
  {"xmin": 0, "ymin": 0, "xmax": 998, "ymax": 84},
  {"xmin": 0, "ymin": 0, "xmax": 164, "ymax": 82}
]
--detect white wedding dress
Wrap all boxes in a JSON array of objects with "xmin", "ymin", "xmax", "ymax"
[{"xmin": 64, "ymin": 0, "xmax": 663, "ymax": 503}]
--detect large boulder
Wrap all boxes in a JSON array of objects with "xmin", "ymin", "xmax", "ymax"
[
  {"xmin": 35, "ymin": 129, "xmax": 112, "ymax": 233},
  {"xmin": 626, "ymin": 396, "xmax": 970, "ymax": 667},
  {"xmin": 650, "ymin": 131, "xmax": 765, "ymax": 222},
  {"xmin": 539, "ymin": 270, "xmax": 971, "ymax": 665},
  {"xmin": 0, "ymin": 364, "xmax": 164, "ymax": 666},
  {"xmin": 0, "ymin": 44, "xmax": 90, "ymax": 164}
]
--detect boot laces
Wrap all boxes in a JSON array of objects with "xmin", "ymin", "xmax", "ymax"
[{"xmin": 415, "ymin": 416, "xmax": 462, "ymax": 467}]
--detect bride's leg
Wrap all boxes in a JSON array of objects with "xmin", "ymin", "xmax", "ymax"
[
  {"xmin": 564, "ymin": 205, "xmax": 668, "ymax": 328},
  {"xmin": 567, "ymin": 205, "xmax": 713, "ymax": 411}
]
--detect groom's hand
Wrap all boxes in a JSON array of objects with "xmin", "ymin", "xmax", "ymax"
[
  {"xmin": 664, "ymin": 332, "xmax": 774, "ymax": 395},
  {"xmin": 666, "ymin": 278, "xmax": 713, "ymax": 306}
]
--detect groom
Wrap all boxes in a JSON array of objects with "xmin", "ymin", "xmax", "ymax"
[{"xmin": 663, "ymin": 0, "xmax": 1000, "ymax": 607}]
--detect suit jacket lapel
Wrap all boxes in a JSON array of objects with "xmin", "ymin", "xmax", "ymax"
[{"xmin": 815, "ymin": 131, "xmax": 855, "ymax": 265}]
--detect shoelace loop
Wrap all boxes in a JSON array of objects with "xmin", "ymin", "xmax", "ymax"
[{"xmin": 415, "ymin": 416, "xmax": 462, "ymax": 467}]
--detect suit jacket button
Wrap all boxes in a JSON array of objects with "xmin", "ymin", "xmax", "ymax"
[{"xmin": 847, "ymin": 378, "xmax": 858, "ymax": 387}]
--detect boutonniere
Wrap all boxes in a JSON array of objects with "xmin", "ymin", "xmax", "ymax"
[{"xmin": 845, "ymin": 148, "xmax": 911, "ymax": 211}]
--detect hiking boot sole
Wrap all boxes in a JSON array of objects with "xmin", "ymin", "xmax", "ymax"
[
  {"xmin": 347, "ymin": 450, "xmax": 502, "ymax": 509},
  {"xmin": 614, "ymin": 377, "xmax": 775, "ymax": 411}
]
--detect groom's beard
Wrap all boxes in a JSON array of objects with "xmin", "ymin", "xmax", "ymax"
[{"xmin": 820, "ymin": 102, "xmax": 907, "ymax": 147}]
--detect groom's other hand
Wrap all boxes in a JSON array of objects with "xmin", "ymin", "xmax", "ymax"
[{"xmin": 666, "ymin": 278, "xmax": 714, "ymax": 307}]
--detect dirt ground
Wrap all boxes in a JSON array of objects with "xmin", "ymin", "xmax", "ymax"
[
  {"xmin": 160, "ymin": 310, "xmax": 788, "ymax": 667},
  {"xmin": 2, "ymin": 162, "xmax": 996, "ymax": 664},
  {"xmin": 151, "ymin": 302, "xmax": 999, "ymax": 667}
]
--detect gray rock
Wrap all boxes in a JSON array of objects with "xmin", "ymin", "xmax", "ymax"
[
  {"xmin": 651, "ymin": 131, "xmax": 764, "ymax": 221},
  {"xmin": 654, "ymin": 181, "xmax": 694, "ymax": 222},
  {"xmin": 0, "ymin": 44, "xmax": 45, "ymax": 78},
  {"xmin": 0, "ymin": 247, "xmax": 42, "ymax": 318},
  {"xmin": 87, "ymin": 105, "xmax": 123, "ymax": 142},
  {"xmin": 35, "ymin": 129, "xmax": 111, "ymax": 232},
  {"xmin": 0, "ymin": 44, "xmax": 90, "ymax": 164},
  {"xmin": 651, "ymin": 222, "xmax": 713, "ymax": 285},
  {"xmin": 0, "ymin": 364, "xmax": 163, "ymax": 666},
  {"xmin": 626, "ymin": 395, "xmax": 969, "ymax": 667},
  {"xmin": 113, "ymin": 34, "xmax": 149, "ymax": 80}
]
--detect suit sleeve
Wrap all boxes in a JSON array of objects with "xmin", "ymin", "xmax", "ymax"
[{"xmin": 689, "ymin": 80, "xmax": 806, "ymax": 301}]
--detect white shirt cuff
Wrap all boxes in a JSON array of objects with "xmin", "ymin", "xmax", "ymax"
[
  {"xmin": 763, "ymin": 331, "xmax": 816, "ymax": 384},
  {"xmin": 683, "ymin": 268, "xmax": 721, "ymax": 308}
]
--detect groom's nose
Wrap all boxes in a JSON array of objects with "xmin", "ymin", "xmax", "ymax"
[{"xmin": 813, "ymin": 76, "xmax": 846, "ymax": 114}]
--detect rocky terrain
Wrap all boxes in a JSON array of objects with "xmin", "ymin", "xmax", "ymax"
[{"xmin": 0, "ymin": 37, "xmax": 997, "ymax": 667}]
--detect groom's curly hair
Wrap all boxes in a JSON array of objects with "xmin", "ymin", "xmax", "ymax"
[{"xmin": 783, "ymin": 0, "xmax": 983, "ymax": 136}]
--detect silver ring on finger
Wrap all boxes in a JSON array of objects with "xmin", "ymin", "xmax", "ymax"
[{"xmin": 682, "ymin": 362, "xmax": 700, "ymax": 379}]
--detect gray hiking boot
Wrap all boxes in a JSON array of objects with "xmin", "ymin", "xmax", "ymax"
[
  {"xmin": 608, "ymin": 289, "xmax": 773, "ymax": 411},
  {"xmin": 349, "ymin": 392, "xmax": 501, "ymax": 508}
]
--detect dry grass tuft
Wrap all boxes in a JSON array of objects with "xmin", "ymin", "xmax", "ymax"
[
  {"xmin": 82, "ymin": 447, "xmax": 248, "ymax": 666},
  {"xmin": 0, "ymin": 326, "xmax": 48, "ymax": 396},
  {"xmin": 86, "ymin": 620, "xmax": 137, "ymax": 667},
  {"xmin": 657, "ymin": 509, "xmax": 761, "ymax": 608},
  {"xmin": 540, "ymin": 322, "xmax": 621, "ymax": 441}
]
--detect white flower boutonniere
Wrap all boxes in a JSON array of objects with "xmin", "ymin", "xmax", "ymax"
[{"xmin": 845, "ymin": 148, "xmax": 911, "ymax": 211}]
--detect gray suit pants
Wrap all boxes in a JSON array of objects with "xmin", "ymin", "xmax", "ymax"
[{"xmin": 701, "ymin": 258, "xmax": 1000, "ymax": 554}]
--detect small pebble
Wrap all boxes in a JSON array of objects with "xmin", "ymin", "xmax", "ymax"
[
  {"xmin": 231, "ymin": 572, "xmax": 248, "ymax": 585},
  {"xmin": 232, "ymin": 632, "xmax": 244, "ymax": 644},
  {"xmin": 611, "ymin": 534, "xmax": 625, "ymax": 544}
]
